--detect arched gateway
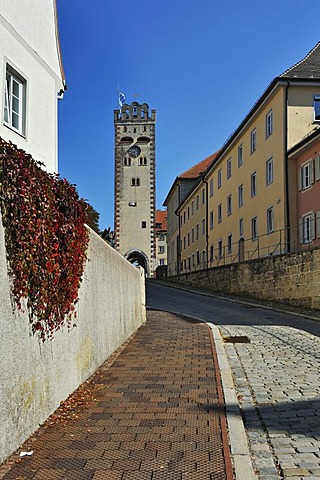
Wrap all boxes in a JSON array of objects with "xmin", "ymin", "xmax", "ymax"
[{"xmin": 125, "ymin": 249, "xmax": 148, "ymax": 275}]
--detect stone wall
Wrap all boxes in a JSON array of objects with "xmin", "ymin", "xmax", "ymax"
[
  {"xmin": 0, "ymin": 221, "xmax": 146, "ymax": 463},
  {"xmin": 166, "ymin": 249, "xmax": 320, "ymax": 310}
]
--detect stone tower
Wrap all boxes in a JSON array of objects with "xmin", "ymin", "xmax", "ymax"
[{"xmin": 114, "ymin": 101, "xmax": 156, "ymax": 277}]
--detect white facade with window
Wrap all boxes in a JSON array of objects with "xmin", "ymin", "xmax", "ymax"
[{"xmin": 0, "ymin": 1, "xmax": 65, "ymax": 172}]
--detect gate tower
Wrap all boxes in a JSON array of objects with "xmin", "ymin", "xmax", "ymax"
[{"xmin": 114, "ymin": 101, "xmax": 156, "ymax": 277}]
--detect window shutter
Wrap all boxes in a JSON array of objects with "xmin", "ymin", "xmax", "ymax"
[
  {"xmin": 316, "ymin": 156, "xmax": 320, "ymax": 181},
  {"xmin": 317, "ymin": 211, "xmax": 320, "ymax": 238},
  {"xmin": 311, "ymin": 213, "xmax": 316, "ymax": 240},
  {"xmin": 299, "ymin": 220, "xmax": 303, "ymax": 244},
  {"xmin": 298, "ymin": 167, "xmax": 302, "ymax": 191},
  {"xmin": 311, "ymin": 159, "xmax": 315, "ymax": 184}
]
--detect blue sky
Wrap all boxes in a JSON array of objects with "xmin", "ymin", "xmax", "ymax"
[{"xmin": 56, "ymin": 0, "xmax": 320, "ymax": 230}]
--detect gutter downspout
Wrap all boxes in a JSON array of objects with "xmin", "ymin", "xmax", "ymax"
[
  {"xmin": 284, "ymin": 81, "xmax": 291, "ymax": 253},
  {"xmin": 203, "ymin": 177, "xmax": 209, "ymax": 269}
]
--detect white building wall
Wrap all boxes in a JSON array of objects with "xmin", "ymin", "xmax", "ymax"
[
  {"xmin": 0, "ymin": 0, "xmax": 64, "ymax": 172},
  {"xmin": 0, "ymin": 222, "xmax": 146, "ymax": 464}
]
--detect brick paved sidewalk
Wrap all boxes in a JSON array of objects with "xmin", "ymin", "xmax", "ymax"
[{"xmin": 0, "ymin": 311, "xmax": 233, "ymax": 480}]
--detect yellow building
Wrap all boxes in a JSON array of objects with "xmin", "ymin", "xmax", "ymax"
[{"xmin": 172, "ymin": 42, "xmax": 320, "ymax": 272}]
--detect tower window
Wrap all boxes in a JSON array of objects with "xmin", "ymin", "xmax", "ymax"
[
  {"xmin": 133, "ymin": 106, "xmax": 138, "ymax": 117},
  {"xmin": 141, "ymin": 108, "xmax": 145, "ymax": 118},
  {"xmin": 124, "ymin": 157, "xmax": 131, "ymax": 166},
  {"xmin": 131, "ymin": 178, "xmax": 140, "ymax": 186},
  {"xmin": 141, "ymin": 221, "xmax": 146, "ymax": 228},
  {"xmin": 139, "ymin": 157, "xmax": 147, "ymax": 166}
]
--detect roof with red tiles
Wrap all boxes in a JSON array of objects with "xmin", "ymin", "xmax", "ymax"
[
  {"xmin": 178, "ymin": 151, "xmax": 220, "ymax": 179},
  {"xmin": 155, "ymin": 210, "xmax": 167, "ymax": 231}
]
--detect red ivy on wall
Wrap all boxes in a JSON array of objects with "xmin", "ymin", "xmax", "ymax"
[{"xmin": 0, "ymin": 138, "xmax": 89, "ymax": 341}]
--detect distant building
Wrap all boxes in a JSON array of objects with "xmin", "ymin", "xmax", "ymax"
[
  {"xmin": 155, "ymin": 209, "xmax": 167, "ymax": 269},
  {"xmin": 164, "ymin": 42, "xmax": 320, "ymax": 274},
  {"xmin": 0, "ymin": 0, "xmax": 66, "ymax": 172},
  {"xmin": 114, "ymin": 101, "xmax": 156, "ymax": 277},
  {"xmin": 288, "ymin": 127, "xmax": 320, "ymax": 249}
]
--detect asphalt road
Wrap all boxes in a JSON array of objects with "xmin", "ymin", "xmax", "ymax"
[{"xmin": 146, "ymin": 280, "xmax": 320, "ymax": 337}]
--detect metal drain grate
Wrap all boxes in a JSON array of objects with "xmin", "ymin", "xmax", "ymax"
[{"xmin": 223, "ymin": 335, "xmax": 250, "ymax": 343}]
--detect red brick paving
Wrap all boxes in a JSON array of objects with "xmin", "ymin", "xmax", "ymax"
[{"xmin": 0, "ymin": 311, "xmax": 233, "ymax": 479}]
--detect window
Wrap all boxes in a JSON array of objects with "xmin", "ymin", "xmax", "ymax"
[
  {"xmin": 183, "ymin": 211, "xmax": 186, "ymax": 224},
  {"xmin": 192, "ymin": 228, "xmax": 195, "ymax": 243},
  {"xmin": 250, "ymin": 128, "xmax": 256, "ymax": 154},
  {"xmin": 159, "ymin": 245, "xmax": 165, "ymax": 254},
  {"xmin": 251, "ymin": 217, "xmax": 257, "ymax": 240},
  {"xmin": 201, "ymin": 218, "xmax": 205, "ymax": 236},
  {"xmin": 227, "ymin": 158, "xmax": 232, "ymax": 179},
  {"xmin": 187, "ymin": 206, "xmax": 190, "ymax": 220},
  {"xmin": 218, "ymin": 169, "xmax": 222, "ymax": 188},
  {"xmin": 266, "ymin": 158, "xmax": 273, "ymax": 185},
  {"xmin": 196, "ymin": 195, "xmax": 200, "ymax": 210},
  {"xmin": 187, "ymin": 232, "xmax": 190, "ymax": 247},
  {"xmin": 238, "ymin": 184, "xmax": 243, "ymax": 207},
  {"xmin": 197, "ymin": 251, "xmax": 200, "ymax": 265},
  {"xmin": 201, "ymin": 188, "xmax": 205, "ymax": 205},
  {"xmin": 128, "ymin": 201, "xmax": 136, "ymax": 207},
  {"xmin": 267, "ymin": 207, "xmax": 274, "ymax": 233},
  {"xmin": 159, "ymin": 259, "xmax": 165, "ymax": 266},
  {"xmin": 133, "ymin": 106, "xmax": 138, "ymax": 117},
  {"xmin": 238, "ymin": 144, "xmax": 243, "ymax": 167},
  {"xmin": 266, "ymin": 110, "xmax": 273, "ymax": 137},
  {"xmin": 251, "ymin": 172, "xmax": 257, "ymax": 197},
  {"xmin": 124, "ymin": 157, "xmax": 131, "ymax": 166},
  {"xmin": 4, "ymin": 67, "xmax": 26, "ymax": 135},
  {"xmin": 218, "ymin": 204, "xmax": 222, "ymax": 223},
  {"xmin": 209, "ymin": 179, "xmax": 214, "ymax": 197},
  {"xmin": 299, "ymin": 161, "xmax": 314, "ymax": 190},
  {"xmin": 314, "ymin": 96, "xmax": 320, "ymax": 121},
  {"xmin": 218, "ymin": 240, "xmax": 223, "ymax": 258},
  {"xmin": 227, "ymin": 234, "xmax": 232, "ymax": 254},
  {"xmin": 183, "ymin": 236, "xmax": 186, "ymax": 249},
  {"xmin": 239, "ymin": 218, "xmax": 244, "ymax": 236},
  {"xmin": 301, "ymin": 214, "xmax": 314, "ymax": 243},
  {"xmin": 227, "ymin": 195, "xmax": 232, "ymax": 216},
  {"xmin": 191, "ymin": 201, "xmax": 194, "ymax": 215},
  {"xmin": 131, "ymin": 177, "xmax": 140, "ymax": 186},
  {"xmin": 139, "ymin": 157, "xmax": 147, "ymax": 166},
  {"xmin": 196, "ymin": 223, "xmax": 199, "ymax": 240},
  {"xmin": 210, "ymin": 245, "xmax": 214, "ymax": 262},
  {"xmin": 210, "ymin": 211, "xmax": 214, "ymax": 230},
  {"xmin": 142, "ymin": 221, "xmax": 147, "ymax": 228}
]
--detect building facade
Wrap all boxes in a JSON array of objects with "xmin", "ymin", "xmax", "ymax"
[
  {"xmin": 0, "ymin": 0, "xmax": 65, "ymax": 172},
  {"xmin": 166, "ymin": 42, "xmax": 320, "ymax": 274},
  {"xmin": 155, "ymin": 209, "xmax": 167, "ymax": 269},
  {"xmin": 114, "ymin": 101, "xmax": 156, "ymax": 277}
]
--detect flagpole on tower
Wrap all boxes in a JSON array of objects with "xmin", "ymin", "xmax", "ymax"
[{"xmin": 118, "ymin": 85, "xmax": 125, "ymax": 111}]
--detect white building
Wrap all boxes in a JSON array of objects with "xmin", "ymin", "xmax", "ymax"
[{"xmin": 0, "ymin": 0, "xmax": 65, "ymax": 172}]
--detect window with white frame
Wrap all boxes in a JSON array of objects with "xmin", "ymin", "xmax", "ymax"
[
  {"xmin": 239, "ymin": 218, "xmax": 244, "ymax": 236},
  {"xmin": 160, "ymin": 259, "xmax": 165, "ymax": 266},
  {"xmin": 218, "ymin": 239, "xmax": 223, "ymax": 258},
  {"xmin": 4, "ymin": 67, "xmax": 26, "ymax": 135},
  {"xmin": 251, "ymin": 172, "xmax": 257, "ymax": 197},
  {"xmin": 159, "ymin": 245, "xmax": 165, "ymax": 254},
  {"xmin": 299, "ymin": 161, "xmax": 313, "ymax": 190},
  {"xmin": 210, "ymin": 211, "xmax": 214, "ymax": 229},
  {"xmin": 266, "ymin": 110, "xmax": 273, "ymax": 137},
  {"xmin": 218, "ymin": 203, "xmax": 222, "ymax": 223},
  {"xmin": 209, "ymin": 179, "xmax": 214, "ymax": 197},
  {"xmin": 314, "ymin": 96, "xmax": 320, "ymax": 121},
  {"xmin": 301, "ymin": 213, "xmax": 315, "ymax": 244},
  {"xmin": 267, "ymin": 207, "xmax": 274, "ymax": 233},
  {"xmin": 227, "ymin": 158, "xmax": 232, "ymax": 179},
  {"xmin": 238, "ymin": 184, "xmax": 243, "ymax": 207},
  {"xmin": 251, "ymin": 217, "xmax": 257, "ymax": 240},
  {"xmin": 227, "ymin": 234, "xmax": 232, "ymax": 254},
  {"xmin": 227, "ymin": 195, "xmax": 232, "ymax": 216},
  {"xmin": 218, "ymin": 169, "xmax": 222, "ymax": 188},
  {"xmin": 238, "ymin": 144, "xmax": 243, "ymax": 167},
  {"xmin": 266, "ymin": 158, "xmax": 273, "ymax": 185},
  {"xmin": 250, "ymin": 128, "xmax": 256, "ymax": 154}
]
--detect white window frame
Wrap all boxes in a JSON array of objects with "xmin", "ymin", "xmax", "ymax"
[
  {"xmin": 227, "ymin": 158, "xmax": 232, "ymax": 179},
  {"xmin": 209, "ymin": 179, "xmax": 214, "ymax": 197},
  {"xmin": 227, "ymin": 195, "xmax": 232, "ymax": 216},
  {"xmin": 250, "ymin": 128, "xmax": 256, "ymax": 154},
  {"xmin": 238, "ymin": 144, "xmax": 243, "ymax": 167},
  {"xmin": 4, "ymin": 67, "xmax": 26, "ymax": 135},
  {"xmin": 300, "ymin": 161, "xmax": 313, "ymax": 190},
  {"xmin": 266, "ymin": 158, "xmax": 273, "ymax": 185},
  {"xmin": 301, "ymin": 213, "xmax": 315, "ymax": 244},
  {"xmin": 267, "ymin": 207, "xmax": 274, "ymax": 234},
  {"xmin": 238, "ymin": 184, "xmax": 243, "ymax": 207},
  {"xmin": 251, "ymin": 172, "xmax": 257, "ymax": 197},
  {"xmin": 266, "ymin": 110, "xmax": 273, "ymax": 137},
  {"xmin": 251, "ymin": 217, "xmax": 257, "ymax": 240}
]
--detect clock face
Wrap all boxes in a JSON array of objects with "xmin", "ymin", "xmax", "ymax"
[{"xmin": 128, "ymin": 146, "xmax": 141, "ymax": 158}]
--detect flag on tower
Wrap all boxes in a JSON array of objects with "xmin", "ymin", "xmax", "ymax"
[{"xmin": 118, "ymin": 90, "xmax": 125, "ymax": 109}]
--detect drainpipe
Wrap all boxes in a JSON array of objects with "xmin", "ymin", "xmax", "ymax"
[
  {"xmin": 203, "ymin": 177, "xmax": 209, "ymax": 269},
  {"xmin": 284, "ymin": 80, "xmax": 291, "ymax": 253}
]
